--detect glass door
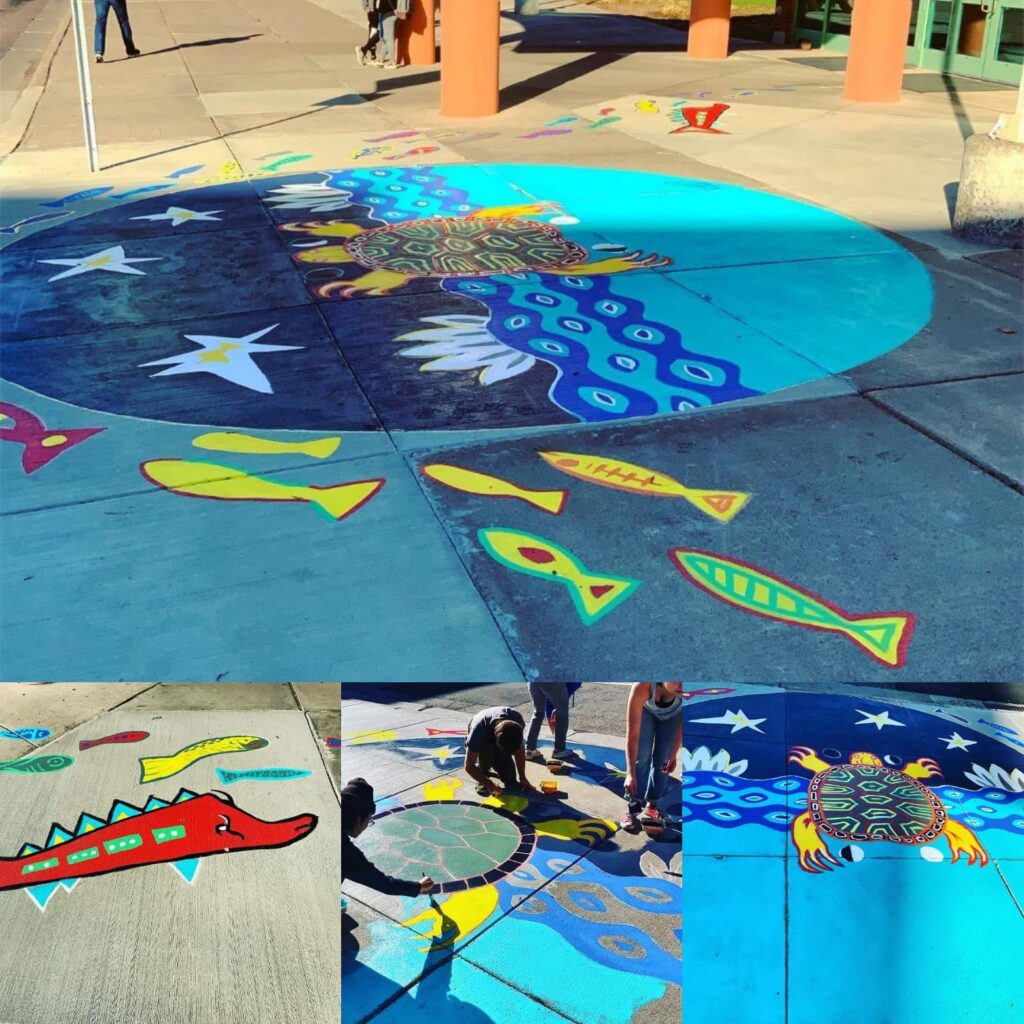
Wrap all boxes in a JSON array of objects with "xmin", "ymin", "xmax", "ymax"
[
  {"xmin": 984, "ymin": 0, "xmax": 1024, "ymax": 82},
  {"xmin": 918, "ymin": 0, "xmax": 1024, "ymax": 82}
]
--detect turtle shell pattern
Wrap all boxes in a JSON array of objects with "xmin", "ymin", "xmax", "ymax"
[
  {"xmin": 344, "ymin": 217, "xmax": 589, "ymax": 279},
  {"xmin": 808, "ymin": 764, "xmax": 946, "ymax": 844}
]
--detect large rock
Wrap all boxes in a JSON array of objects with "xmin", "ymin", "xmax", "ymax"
[{"xmin": 953, "ymin": 132, "xmax": 1024, "ymax": 246}]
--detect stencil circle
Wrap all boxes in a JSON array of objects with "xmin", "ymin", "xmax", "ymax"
[
  {"xmin": 360, "ymin": 799, "xmax": 536, "ymax": 893},
  {"xmin": 0, "ymin": 165, "xmax": 932, "ymax": 431}
]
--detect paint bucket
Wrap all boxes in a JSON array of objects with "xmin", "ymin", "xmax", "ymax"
[
  {"xmin": 547, "ymin": 760, "xmax": 567, "ymax": 772},
  {"xmin": 540, "ymin": 780, "xmax": 558, "ymax": 794}
]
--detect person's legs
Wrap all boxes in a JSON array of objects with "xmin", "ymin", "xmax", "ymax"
[
  {"xmin": 94, "ymin": 0, "xmax": 111, "ymax": 57},
  {"xmin": 109, "ymin": 0, "xmax": 137, "ymax": 54},
  {"xmin": 378, "ymin": 2, "xmax": 397, "ymax": 65},
  {"xmin": 526, "ymin": 683, "xmax": 546, "ymax": 751},
  {"xmin": 540, "ymin": 682, "xmax": 570, "ymax": 753},
  {"xmin": 642, "ymin": 715, "xmax": 677, "ymax": 809},
  {"xmin": 361, "ymin": 11, "xmax": 380, "ymax": 58},
  {"xmin": 628, "ymin": 710, "xmax": 656, "ymax": 815}
]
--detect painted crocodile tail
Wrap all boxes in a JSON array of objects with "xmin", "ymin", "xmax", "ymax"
[{"xmin": 842, "ymin": 613, "xmax": 916, "ymax": 668}]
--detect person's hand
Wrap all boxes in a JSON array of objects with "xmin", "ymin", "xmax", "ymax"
[
  {"xmin": 419, "ymin": 876, "xmax": 435, "ymax": 894},
  {"xmin": 661, "ymin": 755, "xmax": 677, "ymax": 775},
  {"xmin": 488, "ymin": 783, "xmax": 503, "ymax": 797},
  {"xmin": 624, "ymin": 772, "xmax": 636, "ymax": 795}
]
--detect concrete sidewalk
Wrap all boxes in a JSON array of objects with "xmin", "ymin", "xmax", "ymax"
[
  {"xmin": 341, "ymin": 691, "xmax": 681, "ymax": 1024},
  {"xmin": 0, "ymin": 0, "xmax": 1020, "ymax": 684},
  {"xmin": 0, "ymin": 684, "xmax": 340, "ymax": 1024}
]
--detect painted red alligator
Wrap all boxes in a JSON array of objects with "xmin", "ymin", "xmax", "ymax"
[{"xmin": 0, "ymin": 789, "xmax": 317, "ymax": 908}]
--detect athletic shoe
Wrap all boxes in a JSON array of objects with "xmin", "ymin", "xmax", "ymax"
[
  {"xmin": 355, "ymin": 44, "xmax": 367, "ymax": 66},
  {"xmin": 619, "ymin": 810, "xmax": 641, "ymax": 833},
  {"xmin": 525, "ymin": 748, "xmax": 544, "ymax": 761},
  {"xmin": 126, "ymin": 48, "xmax": 140, "ymax": 57},
  {"xmin": 381, "ymin": 61, "xmax": 399, "ymax": 70},
  {"xmin": 95, "ymin": 54, "xmax": 103, "ymax": 63},
  {"xmin": 641, "ymin": 805, "xmax": 664, "ymax": 823},
  {"xmin": 551, "ymin": 748, "xmax": 572, "ymax": 759}
]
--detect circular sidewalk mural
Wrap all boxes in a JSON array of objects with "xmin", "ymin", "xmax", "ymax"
[
  {"xmin": 359, "ymin": 799, "xmax": 537, "ymax": 893},
  {"xmin": 0, "ymin": 165, "xmax": 933, "ymax": 431}
]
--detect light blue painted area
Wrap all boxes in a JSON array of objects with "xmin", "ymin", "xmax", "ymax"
[{"xmin": 0, "ymin": 728, "xmax": 51, "ymax": 741}]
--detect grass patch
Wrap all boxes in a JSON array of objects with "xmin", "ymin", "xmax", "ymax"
[{"xmin": 581, "ymin": 0, "xmax": 780, "ymax": 41}]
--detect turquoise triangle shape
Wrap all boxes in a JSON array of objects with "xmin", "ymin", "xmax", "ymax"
[
  {"xmin": 109, "ymin": 801, "xmax": 141, "ymax": 822},
  {"xmin": 171, "ymin": 858, "xmax": 201, "ymax": 884},
  {"xmin": 25, "ymin": 882, "xmax": 61, "ymax": 911},
  {"xmin": 18, "ymin": 843, "xmax": 42, "ymax": 856},
  {"xmin": 75, "ymin": 814, "xmax": 106, "ymax": 836},
  {"xmin": 144, "ymin": 797, "xmax": 169, "ymax": 812},
  {"xmin": 45, "ymin": 825, "xmax": 73, "ymax": 849}
]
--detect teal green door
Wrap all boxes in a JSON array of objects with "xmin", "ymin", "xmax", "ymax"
[{"xmin": 918, "ymin": 0, "xmax": 1024, "ymax": 83}]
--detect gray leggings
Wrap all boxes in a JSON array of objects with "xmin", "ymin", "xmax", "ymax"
[{"xmin": 377, "ymin": 2, "xmax": 397, "ymax": 62}]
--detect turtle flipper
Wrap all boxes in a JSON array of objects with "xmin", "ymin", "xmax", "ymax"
[
  {"xmin": 316, "ymin": 269, "xmax": 411, "ymax": 299},
  {"xmin": 549, "ymin": 250, "xmax": 670, "ymax": 276},
  {"xmin": 791, "ymin": 811, "xmax": 842, "ymax": 874},
  {"xmin": 467, "ymin": 203, "xmax": 557, "ymax": 220},
  {"xmin": 943, "ymin": 819, "xmax": 989, "ymax": 867},
  {"xmin": 788, "ymin": 746, "xmax": 830, "ymax": 774},
  {"xmin": 903, "ymin": 757, "xmax": 942, "ymax": 780},
  {"xmin": 281, "ymin": 220, "xmax": 364, "ymax": 239}
]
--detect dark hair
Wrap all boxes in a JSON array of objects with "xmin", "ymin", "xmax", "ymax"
[
  {"xmin": 494, "ymin": 719, "xmax": 523, "ymax": 755},
  {"xmin": 341, "ymin": 777, "xmax": 375, "ymax": 833}
]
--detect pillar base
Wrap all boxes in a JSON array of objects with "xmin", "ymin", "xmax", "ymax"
[{"xmin": 952, "ymin": 133, "xmax": 1024, "ymax": 246}]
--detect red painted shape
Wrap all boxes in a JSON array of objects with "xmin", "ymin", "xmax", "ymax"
[
  {"xmin": 590, "ymin": 584, "xmax": 614, "ymax": 599},
  {"xmin": 0, "ymin": 402, "xmax": 105, "ymax": 475},
  {"xmin": 669, "ymin": 103, "xmax": 730, "ymax": 134},
  {"xmin": 426, "ymin": 728, "xmax": 465, "ymax": 736},
  {"xmin": 519, "ymin": 546, "xmax": 556, "ymax": 564},
  {"xmin": 0, "ymin": 792, "xmax": 317, "ymax": 891},
  {"xmin": 79, "ymin": 731, "xmax": 150, "ymax": 751},
  {"xmin": 702, "ymin": 494, "xmax": 736, "ymax": 513}
]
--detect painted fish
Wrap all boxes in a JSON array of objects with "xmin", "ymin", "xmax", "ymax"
[
  {"xmin": 0, "ymin": 728, "xmax": 51, "ymax": 742},
  {"xmin": 518, "ymin": 129, "xmax": 573, "ymax": 139},
  {"xmin": 366, "ymin": 131, "xmax": 421, "ymax": 142},
  {"xmin": 139, "ymin": 736, "xmax": 268, "ymax": 784},
  {"xmin": 383, "ymin": 146, "xmax": 440, "ymax": 161},
  {"xmin": 191, "ymin": 432, "xmax": 342, "ymax": 459},
  {"xmin": 426, "ymin": 728, "xmax": 465, "ymax": 736},
  {"xmin": 0, "ymin": 402, "xmax": 105, "ymax": 475},
  {"xmin": 0, "ymin": 211, "xmax": 71, "ymax": 235},
  {"xmin": 139, "ymin": 459, "xmax": 384, "ymax": 523},
  {"xmin": 669, "ymin": 548, "xmax": 916, "ymax": 668},
  {"xmin": 40, "ymin": 186, "xmax": 113, "ymax": 208},
  {"xmin": 0, "ymin": 789, "xmax": 318, "ymax": 910},
  {"xmin": 325, "ymin": 737, "xmax": 341, "ymax": 748},
  {"xmin": 681, "ymin": 687, "xmax": 736, "ymax": 700},
  {"xmin": 109, "ymin": 184, "xmax": 173, "ymax": 200},
  {"xmin": 166, "ymin": 164, "xmax": 205, "ymax": 179},
  {"xmin": 478, "ymin": 527, "xmax": 639, "ymax": 626},
  {"xmin": 585, "ymin": 116, "xmax": 622, "ymax": 130},
  {"xmin": 545, "ymin": 116, "xmax": 579, "ymax": 126},
  {"xmin": 599, "ymin": 106, "xmax": 616, "ymax": 115},
  {"xmin": 351, "ymin": 146, "xmax": 391, "ymax": 160},
  {"xmin": 261, "ymin": 154, "xmax": 313, "ymax": 172},
  {"xmin": 79, "ymin": 731, "xmax": 150, "ymax": 751},
  {"xmin": 214, "ymin": 767, "xmax": 312, "ymax": 785},
  {"xmin": 422, "ymin": 463, "xmax": 567, "ymax": 515},
  {"xmin": 0, "ymin": 755, "xmax": 74, "ymax": 774},
  {"xmin": 978, "ymin": 718, "xmax": 1022, "ymax": 736},
  {"xmin": 635, "ymin": 99, "xmax": 660, "ymax": 114},
  {"xmin": 538, "ymin": 450, "xmax": 749, "ymax": 523}
]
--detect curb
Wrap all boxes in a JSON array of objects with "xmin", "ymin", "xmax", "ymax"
[{"xmin": 0, "ymin": 0, "xmax": 72, "ymax": 160}]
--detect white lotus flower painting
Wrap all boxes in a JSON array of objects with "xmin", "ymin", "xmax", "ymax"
[
  {"xmin": 681, "ymin": 745, "xmax": 749, "ymax": 777},
  {"xmin": 964, "ymin": 762, "xmax": 1024, "ymax": 792}
]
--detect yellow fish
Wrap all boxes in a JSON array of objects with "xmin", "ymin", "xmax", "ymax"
[
  {"xmin": 422, "ymin": 463, "xmax": 567, "ymax": 515},
  {"xmin": 192, "ymin": 432, "xmax": 341, "ymax": 459},
  {"xmin": 139, "ymin": 735, "xmax": 268, "ymax": 784},
  {"xmin": 478, "ymin": 527, "xmax": 639, "ymax": 625},
  {"xmin": 538, "ymin": 449, "xmax": 749, "ymax": 523},
  {"xmin": 140, "ymin": 459, "xmax": 384, "ymax": 523},
  {"xmin": 402, "ymin": 886, "xmax": 499, "ymax": 952}
]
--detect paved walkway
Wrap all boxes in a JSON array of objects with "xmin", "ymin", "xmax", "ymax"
[
  {"xmin": 0, "ymin": 0, "xmax": 1021, "ymax": 683},
  {"xmin": 340, "ymin": 692, "xmax": 681, "ymax": 1024},
  {"xmin": 0, "ymin": 683, "xmax": 340, "ymax": 1024}
]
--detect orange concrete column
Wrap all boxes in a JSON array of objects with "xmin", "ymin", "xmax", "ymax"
[
  {"xmin": 843, "ymin": 0, "xmax": 913, "ymax": 103},
  {"xmin": 397, "ymin": 0, "xmax": 436, "ymax": 66},
  {"xmin": 440, "ymin": 0, "xmax": 500, "ymax": 117},
  {"xmin": 687, "ymin": 0, "xmax": 731, "ymax": 60}
]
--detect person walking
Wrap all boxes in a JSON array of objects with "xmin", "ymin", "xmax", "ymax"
[
  {"xmin": 94, "ymin": 0, "xmax": 140, "ymax": 63},
  {"xmin": 355, "ymin": 0, "xmax": 382, "ymax": 67},
  {"xmin": 368, "ymin": 0, "xmax": 410, "ymax": 71},
  {"xmin": 620, "ymin": 682, "xmax": 683, "ymax": 833},
  {"xmin": 464, "ymin": 705, "xmax": 537, "ymax": 797}
]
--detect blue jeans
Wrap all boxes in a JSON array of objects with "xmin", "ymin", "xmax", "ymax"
[
  {"xmin": 526, "ymin": 682, "xmax": 569, "ymax": 751},
  {"xmin": 627, "ymin": 710, "xmax": 678, "ymax": 813},
  {"xmin": 94, "ymin": 0, "xmax": 135, "ymax": 56}
]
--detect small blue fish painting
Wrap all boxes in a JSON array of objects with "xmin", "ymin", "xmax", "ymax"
[
  {"xmin": 585, "ymin": 116, "xmax": 622, "ymax": 130},
  {"xmin": 40, "ymin": 187, "xmax": 113, "ymax": 208},
  {"xmin": 0, "ymin": 212, "xmax": 71, "ymax": 235},
  {"xmin": 109, "ymin": 184, "xmax": 174, "ymax": 201},
  {"xmin": 214, "ymin": 767, "xmax": 313, "ymax": 785},
  {"xmin": 0, "ymin": 728, "xmax": 52, "ymax": 742},
  {"xmin": 166, "ymin": 165, "xmax": 205, "ymax": 179},
  {"xmin": 545, "ymin": 116, "xmax": 579, "ymax": 126}
]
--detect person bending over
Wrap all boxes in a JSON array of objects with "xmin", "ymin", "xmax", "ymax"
[{"xmin": 464, "ymin": 706, "xmax": 537, "ymax": 798}]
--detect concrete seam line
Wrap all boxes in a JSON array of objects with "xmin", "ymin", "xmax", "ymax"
[{"xmin": 0, "ymin": 0, "xmax": 72, "ymax": 159}]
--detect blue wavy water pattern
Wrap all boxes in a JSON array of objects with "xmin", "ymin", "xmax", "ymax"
[
  {"xmin": 324, "ymin": 167, "xmax": 477, "ymax": 221},
  {"xmin": 682, "ymin": 773, "xmax": 1024, "ymax": 836},
  {"xmin": 444, "ymin": 272, "xmax": 760, "ymax": 422}
]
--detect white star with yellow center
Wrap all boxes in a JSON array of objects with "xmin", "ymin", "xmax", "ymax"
[
  {"xmin": 938, "ymin": 731, "xmax": 976, "ymax": 751},
  {"xmin": 38, "ymin": 245, "xmax": 161, "ymax": 282},
  {"xmin": 690, "ymin": 708, "xmax": 766, "ymax": 734},
  {"xmin": 140, "ymin": 324, "xmax": 302, "ymax": 394},
  {"xmin": 398, "ymin": 744, "xmax": 464, "ymax": 766},
  {"xmin": 855, "ymin": 709, "xmax": 905, "ymax": 730},
  {"xmin": 131, "ymin": 207, "xmax": 223, "ymax": 227}
]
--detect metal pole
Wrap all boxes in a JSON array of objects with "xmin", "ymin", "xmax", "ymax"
[{"xmin": 69, "ymin": 0, "xmax": 99, "ymax": 171}]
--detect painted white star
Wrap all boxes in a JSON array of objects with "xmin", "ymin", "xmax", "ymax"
[
  {"xmin": 855, "ymin": 709, "xmax": 906, "ymax": 730},
  {"xmin": 38, "ymin": 245, "xmax": 161, "ymax": 282},
  {"xmin": 398, "ymin": 744, "xmax": 463, "ymax": 766},
  {"xmin": 131, "ymin": 207, "xmax": 223, "ymax": 227},
  {"xmin": 938, "ymin": 732, "xmax": 977, "ymax": 751},
  {"xmin": 139, "ymin": 324, "xmax": 302, "ymax": 394},
  {"xmin": 690, "ymin": 708, "xmax": 766, "ymax": 734}
]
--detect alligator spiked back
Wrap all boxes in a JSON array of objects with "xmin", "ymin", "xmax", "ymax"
[{"xmin": 0, "ymin": 789, "xmax": 318, "ymax": 910}]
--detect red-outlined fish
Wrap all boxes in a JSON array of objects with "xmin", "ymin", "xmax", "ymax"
[
  {"xmin": 79, "ymin": 731, "xmax": 150, "ymax": 751},
  {"xmin": 0, "ymin": 402, "xmax": 105, "ymax": 475}
]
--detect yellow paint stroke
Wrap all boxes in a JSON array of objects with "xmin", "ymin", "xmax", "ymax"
[
  {"xmin": 141, "ymin": 459, "xmax": 384, "ymax": 523},
  {"xmin": 422, "ymin": 463, "xmax": 567, "ymax": 515},
  {"xmin": 538, "ymin": 449, "xmax": 750, "ymax": 523},
  {"xmin": 341, "ymin": 729, "xmax": 398, "ymax": 745},
  {"xmin": 532, "ymin": 817, "xmax": 618, "ymax": 846},
  {"xmin": 481, "ymin": 792, "xmax": 528, "ymax": 813},
  {"xmin": 402, "ymin": 885, "xmax": 499, "ymax": 951},
  {"xmin": 423, "ymin": 777, "xmax": 464, "ymax": 801},
  {"xmin": 192, "ymin": 432, "xmax": 342, "ymax": 459},
  {"xmin": 139, "ymin": 735, "xmax": 267, "ymax": 783}
]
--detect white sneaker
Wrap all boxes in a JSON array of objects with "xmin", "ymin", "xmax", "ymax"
[
  {"xmin": 525, "ymin": 748, "xmax": 544, "ymax": 761},
  {"xmin": 551, "ymin": 748, "xmax": 571, "ymax": 759}
]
